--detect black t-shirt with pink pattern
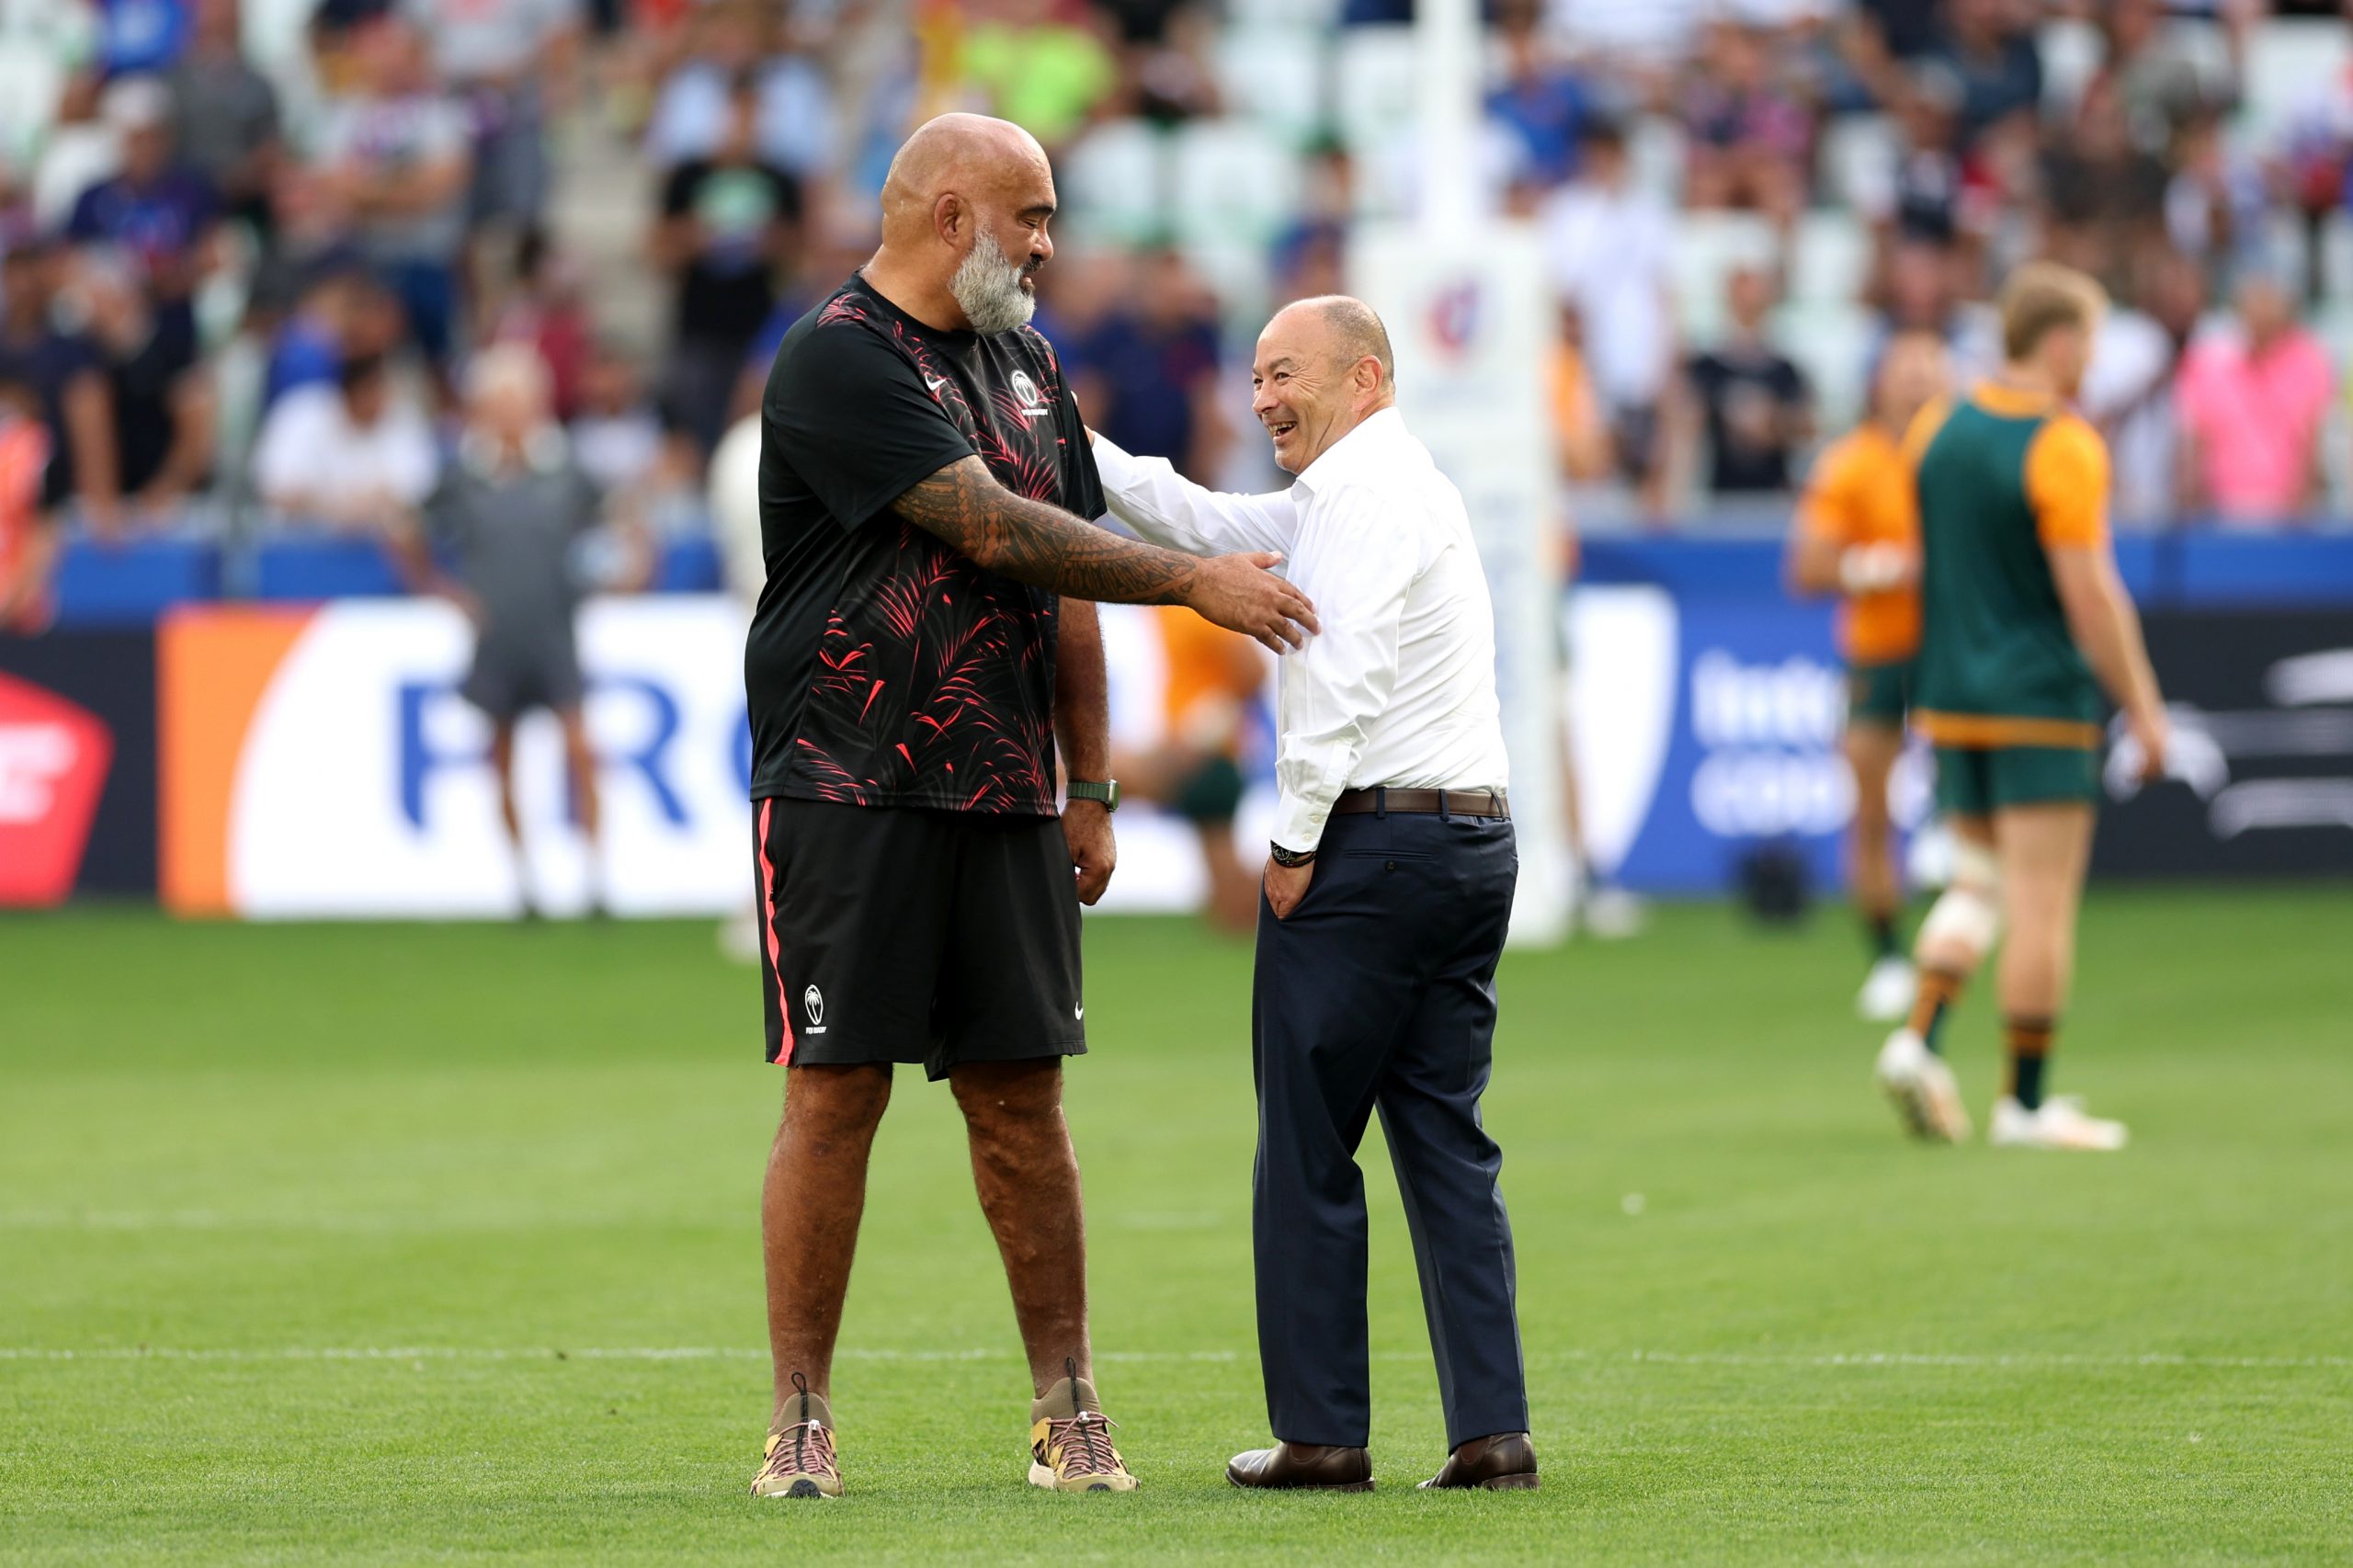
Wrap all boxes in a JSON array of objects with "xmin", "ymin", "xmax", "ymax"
[{"xmin": 748, "ymin": 271, "xmax": 1104, "ymax": 815}]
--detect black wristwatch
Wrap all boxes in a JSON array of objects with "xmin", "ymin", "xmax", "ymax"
[
  {"xmin": 1067, "ymin": 779, "xmax": 1120, "ymax": 812},
  {"xmin": 1269, "ymin": 843, "xmax": 1317, "ymax": 868}
]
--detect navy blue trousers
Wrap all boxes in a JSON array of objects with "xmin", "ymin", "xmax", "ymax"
[{"xmin": 1251, "ymin": 805, "xmax": 1529, "ymax": 1450}]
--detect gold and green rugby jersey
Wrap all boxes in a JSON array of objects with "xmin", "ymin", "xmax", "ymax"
[{"xmin": 1904, "ymin": 382, "xmax": 2111, "ymax": 750}]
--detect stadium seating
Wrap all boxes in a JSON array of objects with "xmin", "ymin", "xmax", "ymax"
[
  {"xmin": 1332, "ymin": 26, "xmax": 1417, "ymax": 160},
  {"xmin": 250, "ymin": 537, "xmax": 407, "ymax": 601},
  {"xmin": 1213, "ymin": 28, "xmax": 1326, "ymax": 147},
  {"xmin": 1058, "ymin": 119, "xmax": 1166, "ymax": 246},
  {"xmin": 53, "ymin": 536, "xmax": 221, "ymax": 626}
]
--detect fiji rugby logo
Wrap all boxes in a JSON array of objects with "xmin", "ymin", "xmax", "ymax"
[
  {"xmin": 802, "ymin": 984, "xmax": 827, "ymax": 1034},
  {"xmin": 1008, "ymin": 369, "xmax": 1049, "ymax": 420}
]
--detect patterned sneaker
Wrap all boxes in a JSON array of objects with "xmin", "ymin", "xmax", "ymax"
[
  {"xmin": 751, "ymin": 1372, "xmax": 843, "ymax": 1499},
  {"xmin": 1029, "ymin": 1358, "xmax": 1139, "ymax": 1493}
]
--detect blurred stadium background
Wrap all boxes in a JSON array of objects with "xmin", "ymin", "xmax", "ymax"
[
  {"xmin": 6, "ymin": 7, "xmax": 2350, "ymax": 1561},
  {"xmin": 2, "ymin": 0, "xmax": 2350, "ymax": 919}
]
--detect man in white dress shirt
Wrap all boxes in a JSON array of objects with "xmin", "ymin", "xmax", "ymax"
[{"xmin": 1091, "ymin": 297, "xmax": 1536, "ymax": 1494}]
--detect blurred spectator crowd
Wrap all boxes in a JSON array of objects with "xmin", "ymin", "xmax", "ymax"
[
  {"xmin": 1035, "ymin": 0, "xmax": 2353, "ymax": 531},
  {"xmin": 5, "ymin": 0, "xmax": 2353, "ymax": 632}
]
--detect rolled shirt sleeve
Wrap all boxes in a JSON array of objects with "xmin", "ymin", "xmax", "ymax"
[
  {"xmin": 1091, "ymin": 433, "xmax": 1294, "ymax": 558},
  {"xmin": 1270, "ymin": 481, "xmax": 1418, "ymax": 854}
]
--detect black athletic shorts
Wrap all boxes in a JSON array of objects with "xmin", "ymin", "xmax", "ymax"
[
  {"xmin": 751, "ymin": 797, "xmax": 1086, "ymax": 1079},
  {"xmin": 461, "ymin": 633, "xmax": 584, "ymax": 722}
]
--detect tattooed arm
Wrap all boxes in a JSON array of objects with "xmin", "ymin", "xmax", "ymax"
[
  {"xmin": 893, "ymin": 455, "xmax": 1319, "ymax": 653},
  {"xmin": 1054, "ymin": 597, "xmax": 1116, "ymax": 905}
]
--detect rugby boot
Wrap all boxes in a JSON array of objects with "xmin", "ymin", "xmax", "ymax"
[
  {"xmin": 751, "ymin": 1372, "xmax": 843, "ymax": 1499},
  {"xmin": 1990, "ymin": 1095, "xmax": 2128, "ymax": 1151},
  {"xmin": 1857, "ymin": 955, "xmax": 1917, "ymax": 1022},
  {"xmin": 1029, "ymin": 1358, "xmax": 1139, "ymax": 1492},
  {"xmin": 1876, "ymin": 1028, "xmax": 1971, "ymax": 1143},
  {"xmin": 1420, "ymin": 1431, "xmax": 1540, "ymax": 1491},
  {"xmin": 1225, "ymin": 1442, "xmax": 1373, "ymax": 1492}
]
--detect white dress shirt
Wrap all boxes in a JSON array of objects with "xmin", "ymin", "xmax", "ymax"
[{"xmin": 1091, "ymin": 407, "xmax": 1508, "ymax": 853}]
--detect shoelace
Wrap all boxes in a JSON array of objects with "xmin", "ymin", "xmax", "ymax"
[
  {"xmin": 767, "ymin": 1369, "xmax": 837, "ymax": 1480},
  {"xmin": 1042, "ymin": 1411, "xmax": 1119, "ymax": 1475},
  {"xmin": 767, "ymin": 1418, "xmax": 838, "ymax": 1480}
]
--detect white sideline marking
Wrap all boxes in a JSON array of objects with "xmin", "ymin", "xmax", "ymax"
[
  {"xmin": 1, "ymin": 1347, "xmax": 2343, "ymax": 1369},
  {"xmin": 0, "ymin": 1210, "xmax": 730, "ymax": 1233},
  {"xmin": 0, "ymin": 1210, "xmax": 1236, "ymax": 1233}
]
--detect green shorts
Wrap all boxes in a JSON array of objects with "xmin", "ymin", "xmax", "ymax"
[
  {"xmin": 1933, "ymin": 744, "xmax": 2101, "ymax": 817},
  {"xmin": 1847, "ymin": 658, "xmax": 1912, "ymax": 730},
  {"xmin": 1170, "ymin": 753, "xmax": 1245, "ymax": 824}
]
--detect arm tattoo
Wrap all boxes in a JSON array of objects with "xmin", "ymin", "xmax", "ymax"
[{"xmin": 894, "ymin": 456, "xmax": 1201, "ymax": 605}]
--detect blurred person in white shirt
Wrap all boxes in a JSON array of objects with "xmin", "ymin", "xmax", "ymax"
[
  {"xmin": 250, "ymin": 351, "xmax": 438, "ymax": 532},
  {"xmin": 1539, "ymin": 118, "xmax": 1675, "ymax": 516}
]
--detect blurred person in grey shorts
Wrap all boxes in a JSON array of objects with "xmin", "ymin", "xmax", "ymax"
[{"xmin": 395, "ymin": 345, "xmax": 648, "ymax": 915}]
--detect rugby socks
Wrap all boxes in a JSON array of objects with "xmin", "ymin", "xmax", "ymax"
[
  {"xmin": 1865, "ymin": 912, "xmax": 1902, "ymax": 961},
  {"xmin": 1906, "ymin": 967, "xmax": 1966, "ymax": 1055},
  {"xmin": 2006, "ymin": 1017, "xmax": 2055, "ymax": 1110}
]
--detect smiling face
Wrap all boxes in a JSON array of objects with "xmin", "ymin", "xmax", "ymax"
[{"xmin": 1250, "ymin": 301, "xmax": 1392, "ymax": 474}]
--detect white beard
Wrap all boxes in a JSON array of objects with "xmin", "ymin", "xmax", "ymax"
[{"xmin": 949, "ymin": 232, "xmax": 1037, "ymax": 335}]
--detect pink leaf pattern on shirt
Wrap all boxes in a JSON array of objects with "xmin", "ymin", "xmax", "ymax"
[{"xmin": 786, "ymin": 304, "xmax": 1085, "ymax": 814}]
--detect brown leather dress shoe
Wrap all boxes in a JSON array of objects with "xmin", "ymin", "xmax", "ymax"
[
  {"xmin": 1419, "ymin": 1431, "xmax": 1539, "ymax": 1491},
  {"xmin": 1225, "ymin": 1441, "xmax": 1373, "ymax": 1492}
]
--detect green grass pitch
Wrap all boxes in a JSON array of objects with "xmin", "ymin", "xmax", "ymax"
[{"xmin": 3, "ymin": 889, "xmax": 2347, "ymax": 1564}]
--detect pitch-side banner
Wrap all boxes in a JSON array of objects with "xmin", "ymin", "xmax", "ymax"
[
  {"xmin": 157, "ymin": 598, "xmax": 1216, "ymax": 919},
  {"xmin": 2092, "ymin": 609, "xmax": 2353, "ymax": 878},
  {"xmin": 1565, "ymin": 585, "xmax": 1935, "ymax": 896},
  {"xmin": 0, "ymin": 629, "xmax": 154, "ymax": 903}
]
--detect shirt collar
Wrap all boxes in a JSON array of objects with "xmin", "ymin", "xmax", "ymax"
[
  {"xmin": 1970, "ymin": 380, "xmax": 2059, "ymax": 418},
  {"xmin": 460, "ymin": 425, "xmax": 569, "ymax": 480},
  {"xmin": 1290, "ymin": 404, "xmax": 1407, "ymax": 499}
]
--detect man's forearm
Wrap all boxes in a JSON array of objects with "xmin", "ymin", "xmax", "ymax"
[
  {"xmin": 1092, "ymin": 433, "xmax": 1292, "ymax": 558},
  {"xmin": 2070, "ymin": 570, "xmax": 2163, "ymax": 722},
  {"xmin": 2097, "ymin": 586, "xmax": 2165, "ymax": 722},
  {"xmin": 1053, "ymin": 597, "xmax": 1111, "ymax": 780},
  {"xmin": 895, "ymin": 455, "xmax": 1200, "ymax": 605}
]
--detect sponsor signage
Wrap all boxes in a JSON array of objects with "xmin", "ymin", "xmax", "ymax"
[
  {"xmin": 2093, "ymin": 610, "xmax": 2353, "ymax": 878},
  {"xmin": 0, "ymin": 630, "xmax": 154, "ymax": 902},
  {"xmin": 0, "ymin": 672, "xmax": 114, "ymax": 905},
  {"xmin": 139, "ymin": 597, "xmax": 2345, "ymax": 920},
  {"xmin": 1566, "ymin": 586, "xmax": 1933, "ymax": 897},
  {"xmin": 155, "ymin": 598, "xmax": 1216, "ymax": 919}
]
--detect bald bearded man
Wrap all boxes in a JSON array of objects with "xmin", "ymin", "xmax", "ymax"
[{"xmin": 743, "ymin": 114, "xmax": 1317, "ymax": 1501}]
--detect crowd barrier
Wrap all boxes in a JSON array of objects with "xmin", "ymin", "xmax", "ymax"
[
  {"xmin": 51, "ymin": 534, "xmax": 725, "ymax": 626},
  {"xmin": 5, "ymin": 535, "xmax": 2348, "ymax": 912}
]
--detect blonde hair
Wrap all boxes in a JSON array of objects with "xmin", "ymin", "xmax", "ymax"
[{"xmin": 1999, "ymin": 262, "xmax": 2107, "ymax": 362}]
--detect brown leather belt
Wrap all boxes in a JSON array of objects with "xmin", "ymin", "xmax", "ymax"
[{"xmin": 1332, "ymin": 787, "xmax": 1510, "ymax": 819}]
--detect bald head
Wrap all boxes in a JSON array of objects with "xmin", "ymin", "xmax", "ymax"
[
  {"xmin": 1273, "ymin": 295, "xmax": 1395, "ymax": 390},
  {"xmin": 881, "ymin": 115, "xmax": 1051, "ymax": 237},
  {"xmin": 1252, "ymin": 295, "xmax": 1398, "ymax": 473},
  {"xmin": 869, "ymin": 114, "xmax": 1058, "ymax": 335}
]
